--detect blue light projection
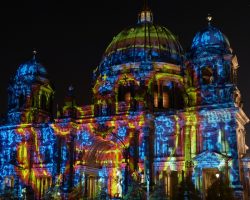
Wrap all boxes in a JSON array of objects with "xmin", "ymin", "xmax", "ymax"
[{"xmin": 0, "ymin": 8, "xmax": 249, "ymax": 200}]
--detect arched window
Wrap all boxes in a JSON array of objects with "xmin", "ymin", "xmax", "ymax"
[
  {"xmin": 118, "ymin": 82, "xmax": 134, "ymax": 102},
  {"xmin": 153, "ymin": 84, "xmax": 158, "ymax": 108},
  {"xmin": 101, "ymin": 101, "xmax": 107, "ymax": 116},
  {"xmin": 118, "ymin": 85, "xmax": 124, "ymax": 102},
  {"xmin": 125, "ymin": 91, "xmax": 131, "ymax": 102},
  {"xmin": 174, "ymin": 87, "xmax": 184, "ymax": 109},
  {"xmin": 19, "ymin": 94, "xmax": 25, "ymax": 108},
  {"xmin": 154, "ymin": 92, "xmax": 158, "ymax": 108},
  {"xmin": 160, "ymin": 82, "xmax": 184, "ymax": 110},
  {"xmin": 41, "ymin": 94, "xmax": 47, "ymax": 110},
  {"xmin": 162, "ymin": 83, "xmax": 172, "ymax": 109},
  {"xmin": 162, "ymin": 90, "xmax": 170, "ymax": 108},
  {"xmin": 49, "ymin": 95, "xmax": 53, "ymax": 112},
  {"xmin": 202, "ymin": 66, "xmax": 213, "ymax": 84}
]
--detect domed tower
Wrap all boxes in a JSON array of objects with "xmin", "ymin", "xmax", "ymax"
[
  {"xmin": 186, "ymin": 16, "xmax": 249, "ymax": 198},
  {"xmin": 7, "ymin": 52, "xmax": 54, "ymax": 124},
  {"xmin": 92, "ymin": 6, "xmax": 185, "ymax": 116},
  {"xmin": 186, "ymin": 15, "xmax": 238, "ymax": 106}
]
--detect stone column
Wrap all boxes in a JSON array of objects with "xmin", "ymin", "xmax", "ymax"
[{"xmin": 143, "ymin": 113, "xmax": 155, "ymax": 191}]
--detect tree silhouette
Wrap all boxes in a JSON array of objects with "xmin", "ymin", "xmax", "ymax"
[
  {"xmin": 176, "ymin": 177, "xmax": 201, "ymax": 200},
  {"xmin": 0, "ymin": 186, "xmax": 16, "ymax": 200},
  {"xmin": 123, "ymin": 180, "xmax": 146, "ymax": 200},
  {"xmin": 206, "ymin": 177, "xmax": 235, "ymax": 200},
  {"xmin": 150, "ymin": 183, "xmax": 169, "ymax": 200}
]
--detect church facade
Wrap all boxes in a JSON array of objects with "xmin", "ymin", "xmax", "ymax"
[{"xmin": 0, "ymin": 7, "xmax": 249, "ymax": 200}]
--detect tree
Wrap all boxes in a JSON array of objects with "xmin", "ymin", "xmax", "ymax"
[
  {"xmin": 206, "ymin": 178, "xmax": 235, "ymax": 200},
  {"xmin": 42, "ymin": 185, "xmax": 62, "ymax": 200},
  {"xmin": 123, "ymin": 181, "xmax": 146, "ymax": 200},
  {"xmin": 176, "ymin": 177, "xmax": 201, "ymax": 200},
  {"xmin": 150, "ymin": 183, "xmax": 169, "ymax": 200},
  {"xmin": 0, "ymin": 186, "xmax": 16, "ymax": 200},
  {"xmin": 94, "ymin": 187, "xmax": 109, "ymax": 200}
]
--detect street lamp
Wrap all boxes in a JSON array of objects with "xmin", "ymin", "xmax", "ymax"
[
  {"xmin": 215, "ymin": 172, "xmax": 221, "ymax": 198},
  {"xmin": 146, "ymin": 169, "xmax": 150, "ymax": 200}
]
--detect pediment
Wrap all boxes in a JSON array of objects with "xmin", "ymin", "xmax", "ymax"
[{"xmin": 193, "ymin": 151, "xmax": 229, "ymax": 163}]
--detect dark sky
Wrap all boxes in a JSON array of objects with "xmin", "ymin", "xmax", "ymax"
[{"xmin": 0, "ymin": 1, "xmax": 249, "ymax": 146}]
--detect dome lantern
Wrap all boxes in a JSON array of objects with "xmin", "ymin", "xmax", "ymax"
[
  {"xmin": 138, "ymin": 0, "xmax": 153, "ymax": 24},
  {"xmin": 138, "ymin": 9, "xmax": 153, "ymax": 24}
]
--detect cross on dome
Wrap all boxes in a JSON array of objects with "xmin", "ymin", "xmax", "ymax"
[
  {"xmin": 68, "ymin": 85, "xmax": 74, "ymax": 92},
  {"xmin": 206, "ymin": 14, "xmax": 213, "ymax": 25},
  {"xmin": 32, "ymin": 49, "xmax": 37, "ymax": 61}
]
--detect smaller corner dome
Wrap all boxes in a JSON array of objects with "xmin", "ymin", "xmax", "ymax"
[
  {"xmin": 15, "ymin": 57, "xmax": 48, "ymax": 82},
  {"xmin": 191, "ymin": 25, "xmax": 230, "ymax": 51}
]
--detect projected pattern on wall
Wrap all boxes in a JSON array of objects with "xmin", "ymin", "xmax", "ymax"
[{"xmin": 0, "ymin": 8, "xmax": 249, "ymax": 200}]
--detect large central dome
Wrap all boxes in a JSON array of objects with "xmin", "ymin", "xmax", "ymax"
[{"xmin": 99, "ymin": 9, "xmax": 184, "ymax": 72}]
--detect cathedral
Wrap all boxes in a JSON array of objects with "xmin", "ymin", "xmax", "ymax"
[{"xmin": 0, "ymin": 5, "xmax": 250, "ymax": 200}]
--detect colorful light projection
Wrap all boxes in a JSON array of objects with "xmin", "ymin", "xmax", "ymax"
[
  {"xmin": 0, "ymin": 7, "xmax": 248, "ymax": 200},
  {"xmin": 0, "ymin": 71, "xmax": 247, "ymax": 200},
  {"xmin": 38, "ymin": 114, "xmax": 147, "ymax": 198},
  {"xmin": 0, "ymin": 125, "xmax": 55, "ymax": 199}
]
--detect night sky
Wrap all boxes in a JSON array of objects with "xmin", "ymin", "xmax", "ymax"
[{"xmin": 0, "ymin": 1, "xmax": 249, "ymax": 146}]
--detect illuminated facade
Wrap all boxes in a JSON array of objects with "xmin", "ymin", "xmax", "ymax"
[{"xmin": 0, "ymin": 7, "xmax": 249, "ymax": 200}]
